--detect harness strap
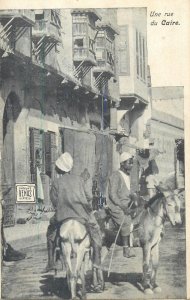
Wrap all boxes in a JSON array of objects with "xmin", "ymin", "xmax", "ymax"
[{"xmin": 78, "ymin": 232, "xmax": 89, "ymax": 243}]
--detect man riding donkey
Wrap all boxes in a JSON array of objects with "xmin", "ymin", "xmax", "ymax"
[
  {"xmin": 107, "ymin": 151, "xmax": 139, "ymax": 258},
  {"xmin": 43, "ymin": 152, "xmax": 102, "ymax": 276}
]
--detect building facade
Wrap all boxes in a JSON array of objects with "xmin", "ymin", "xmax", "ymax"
[
  {"xmin": 0, "ymin": 9, "xmax": 121, "ymax": 225},
  {"xmin": 116, "ymin": 8, "xmax": 150, "ymax": 148},
  {"xmin": 1, "ymin": 8, "xmax": 174, "ymax": 226},
  {"xmin": 114, "ymin": 8, "xmax": 151, "ymax": 192},
  {"xmin": 150, "ymin": 86, "xmax": 184, "ymax": 186}
]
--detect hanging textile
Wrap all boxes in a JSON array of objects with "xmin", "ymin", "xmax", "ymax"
[
  {"xmin": 94, "ymin": 133, "xmax": 113, "ymax": 197},
  {"xmin": 63, "ymin": 128, "xmax": 75, "ymax": 159},
  {"xmin": 73, "ymin": 131, "xmax": 96, "ymax": 178},
  {"xmin": 36, "ymin": 166, "xmax": 44, "ymax": 201},
  {"xmin": 63, "ymin": 128, "xmax": 96, "ymax": 179},
  {"xmin": 130, "ymin": 158, "xmax": 139, "ymax": 193}
]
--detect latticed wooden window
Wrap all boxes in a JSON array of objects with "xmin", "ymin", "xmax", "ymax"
[
  {"xmin": 73, "ymin": 22, "xmax": 86, "ymax": 35},
  {"xmin": 96, "ymin": 36, "xmax": 104, "ymax": 47},
  {"xmin": 96, "ymin": 48, "xmax": 105, "ymax": 60}
]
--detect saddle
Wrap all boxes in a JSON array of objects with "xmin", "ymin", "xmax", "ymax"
[{"xmin": 95, "ymin": 204, "xmax": 144, "ymax": 248}]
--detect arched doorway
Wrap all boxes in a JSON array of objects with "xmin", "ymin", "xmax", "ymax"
[{"xmin": 2, "ymin": 92, "xmax": 21, "ymax": 227}]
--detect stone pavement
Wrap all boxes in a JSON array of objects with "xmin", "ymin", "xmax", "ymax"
[{"xmin": 2, "ymin": 225, "xmax": 186, "ymax": 300}]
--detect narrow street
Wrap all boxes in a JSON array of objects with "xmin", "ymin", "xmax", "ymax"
[{"xmin": 2, "ymin": 223, "xmax": 186, "ymax": 299}]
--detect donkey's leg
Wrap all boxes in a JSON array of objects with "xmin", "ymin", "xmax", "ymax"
[
  {"xmin": 61, "ymin": 242, "xmax": 77, "ymax": 299},
  {"xmin": 151, "ymin": 243, "xmax": 161, "ymax": 293},
  {"xmin": 75, "ymin": 237, "xmax": 89, "ymax": 276},
  {"xmin": 79, "ymin": 252, "xmax": 87, "ymax": 300},
  {"xmin": 142, "ymin": 244, "xmax": 153, "ymax": 294},
  {"xmin": 74, "ymin": 238, "xmax": 89, "ymax": 298},
  {"xmin": 94, "ymin": 243, "xmax": 104, "ymax": 292}
]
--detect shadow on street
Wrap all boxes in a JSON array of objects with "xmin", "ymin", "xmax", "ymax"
[
  {"xmin": 40, "ymin": 275, "xmax": 70, "ymax": 299},
  {"xmin": 39, "ymin": 270, "xmax": 143, "ymax": 299}
]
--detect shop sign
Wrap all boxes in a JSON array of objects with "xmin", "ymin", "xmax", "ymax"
[{"xmin": 16, "ymin": 184, "xmax": 36, "ymax": 203}]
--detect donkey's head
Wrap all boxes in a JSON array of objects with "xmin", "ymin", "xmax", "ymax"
[{"xmin": 163, "ymin": 190, "xmax": 182, "ymax": 226}]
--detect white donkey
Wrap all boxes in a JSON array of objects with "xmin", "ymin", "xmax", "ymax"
[{"xmin": 59, "ymin": 219, "xmax": 90, "ymax": 300}]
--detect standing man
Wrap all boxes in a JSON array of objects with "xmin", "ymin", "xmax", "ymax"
[
  {"xmin": 108, "ymin": 152, "xmax": 137, "ymax": 258},
  {"xmin": 43, "ymin": 152, "xmax": 102, "ymax": 272}
]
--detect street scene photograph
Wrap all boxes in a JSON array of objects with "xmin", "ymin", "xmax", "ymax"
[{"xmin": 0, "ymin": 2, "xmax": 187, "ymax": 300}]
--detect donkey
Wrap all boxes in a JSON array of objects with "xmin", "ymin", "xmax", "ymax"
[
  {"xmin": 135, "ymin": 189, "xmax": 182, "ymax": 294},
  {"xmin": 59, "ymin": 219, "xmax": 90, "ymax": 300},
  {"xmin": 100, "ymin": 188, "xmax": 183, "ymax": 295},
  {"xmin": 58, "ymin": 219, "xmax": 104, "ymax": 300},
  {"xmin": 57, "ymin": 189, "xmax": 182, "ymax": 297}
]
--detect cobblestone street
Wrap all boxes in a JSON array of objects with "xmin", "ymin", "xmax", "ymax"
[{"xmin": 2, "ymin": 223, "xmax": 186, "ymax": 299}]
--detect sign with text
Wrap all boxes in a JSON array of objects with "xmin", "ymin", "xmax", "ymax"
[{"xmin": 16, "ymin": 184, "xmax": 36, "ymax": 203}]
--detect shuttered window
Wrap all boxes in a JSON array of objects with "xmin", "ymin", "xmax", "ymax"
[
  {"xmin": 73, "ymin": 22, "xmax": 86, "ymax": 35},
  {"xmin": 96, "ymin": 49, "xmax": 105, "ymax": 60},
  {"xmin": 96, "ymin": 36, "xmax": 104, "ymax": 47},
  {"xmin": 45, "ymin": 131, "xmax": 56, "ymax": 178},
  {"xmin": 136, "ymin": 29, "xmax": 146, "ymax": 81},
  {"xmin": 142, "ymin": 37, "xmax": 146, "ymax": 80},
  {"xmin": 136, "ymin": 30, "xmax": 140, "ymax": 77}
]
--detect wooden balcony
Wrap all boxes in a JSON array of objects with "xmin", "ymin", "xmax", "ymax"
[
  {"xmin": 73, "ymin": 48, "xmax": 97, "ymax": 65},
  {"xmin": 0, "ymin": 10, "xmax": 35, "ymax": 26},
  {"xmin": 93, "ymin": 62, "xmax": 115, "ymax": 78},
  {"xmin": 32, "ymin": 20, "xmax": 61, "ymax": 44}
]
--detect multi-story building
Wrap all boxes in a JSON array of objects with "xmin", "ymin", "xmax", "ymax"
[
  {"xmin": 116, "ymin": 8, "xmax": 150, "ymax": 149},
  {"xmin": 150, "ymin": 86, "xmax": 184, "ymax": 186},
  {"xmin": 1, "ymin": 8, "xmax": 181, "ymax": 227},
  {"xmin": 114, "ymin": 8, "xmax": 151, "ymax": 192},
  {"xmin": 0, "ymin": 9, "xmax": 120, "ymax": 225}
]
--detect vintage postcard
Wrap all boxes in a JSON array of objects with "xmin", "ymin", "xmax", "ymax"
[{"xmin": 0, "ymin": 0, "xmax": 189, "ymax": 299}]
